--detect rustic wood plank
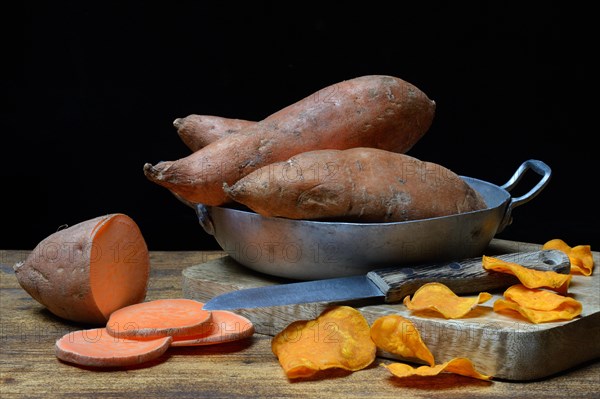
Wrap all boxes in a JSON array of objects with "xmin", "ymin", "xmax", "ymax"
[
  {"xmin": 182, "ymin": 241, "xmax": 600, "ymax": 380},
  {"xmin": 1, "ymin": 244, "xmax": 599, "ymax": 398}
]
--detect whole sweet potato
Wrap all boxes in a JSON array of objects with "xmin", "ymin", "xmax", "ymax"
[
  {"xmin": 144, "ymin": 75, "xmax": 436, "ymax": 206},
  {"xmin": 13, "ymin": 214, "xmax": 150, "ymax": 324},
  {"xmin": 173, "ymin": 115, "xmax": 255, "ymax": 152},
  {"xmin": 223, "ymin": 148, "xmax": 487, "ymax": 222}
]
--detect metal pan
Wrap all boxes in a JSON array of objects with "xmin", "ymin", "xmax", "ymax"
[{"xmin": 188, "ymin": 159, "xmax": 551, "ymax": 280}]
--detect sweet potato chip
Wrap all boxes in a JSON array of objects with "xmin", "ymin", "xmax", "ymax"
[
  {"xmin": 482, "ymin": 255, "xmax": 572, "ymax": 294},
  {"xmin": 493, "ymin": 284, "xmax": 582, "ymax": 323},
  {"xmin": 370, "ymin": 315, "xmax": 434, "ymax": 366},
  {"xmin": 383, "ymin": 357, "xmax": 492, "ymax": 380},
  {"xmin": 542, "ymin": 238, "xmax": 572, "ymax": 253},
  {"xmin": 271, "ymin": 306, "xmax": 376, "ymax": 379},
  {"xmin": 402, "ymin": 282, "xmax": 492, "ymax": 319},
  {"xmin": 543, "ymin": 238, "xmax": 594, "ymax": 276}
]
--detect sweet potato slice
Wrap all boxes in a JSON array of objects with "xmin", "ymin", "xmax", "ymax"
[
  {"xmin": 370, "ymin": 315, "xmax": 435, "ymax": 366},
  {"xmin": 144, "ymin": 75, "xmax": 436, "ymax": 206},
  {"xmin": 493, "ymin": 284, "xmax": 582, "ymax": 323},
  {"xmin": 13, "ymin": 214, "xmax": 150, "ymax": 325},
  {"xmin": 55, "ymin": 328, "xmax": 172, "ymax": 367},
  {"xmin": 107, "ymin": 299, "xmax": 212, "ymax": 339},
  {"xmin": 543, "ymin": 239, "xmax": 594, "ymax": 276},
  {"xmin": 174, "ymin": 114, "xmax": 255, "ymax": 152},
  {"xmin": 482, "ymin": 255, "xmax": 572, "ymax": 294},
  {"xmin": 224, "ymin": 148, "xmax": 487, "ymax": 222},
  {"xmin": 171, "ymin": 310, "xmax": 254, "ymax": 346},
  {"xmin": 402, "ymin": 282, "xmax": 492, "ymax": 319},
  {"xmin": 383, "ymin": 358, "xmax": 492, "ymax": 380},
  {"xmin": 271, "ymin": 306, "xmax": 376, "ymax": 378}
]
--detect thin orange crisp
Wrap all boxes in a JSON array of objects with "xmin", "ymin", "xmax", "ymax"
[
  {"xmin": 271, "ymin": 306, "xmax": 376, "ymax": 379},
  {"xmin": 370, "ymin": 315, "xmax": 434, "ymax": 366},
  {"xmin": 543, "ymin": 238, "xmax": 595, "ymax": 276},
  {"xmin": 403, "ymin": 282, "xmax": 492, "ymax": 319},
  {"xmin": 383, "ymin": 357, "xmax": 492, "ymax": 381},
  {"xmin": 482, "ymin": 255, "xmax": 572, "ymax": 294},
  {"xmin": 493, "ymin": 284, "xmax": 582, "ymax": 323}
]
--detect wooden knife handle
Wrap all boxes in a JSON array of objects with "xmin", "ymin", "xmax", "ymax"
[{"xmin": 366, "ymin": 250, "xmax": 570, "ymax": 304}]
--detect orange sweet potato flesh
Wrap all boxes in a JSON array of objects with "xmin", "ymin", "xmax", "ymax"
[
  {"xmin": 384, "ymin": 358, "xmax": 492, "ymax": 380},
  {"xmin": 55, "ymin": 328, "xmax": 172, "ymax": 367},
  {"xmin": 13, "ymin": 214, "xmax": 150, "ymax": 325},
  {"xmin": 171, "ymin": 309, "xmax": 255, "ymax": 346},
  {"xmin": 370, "ymin": 314, "xmax": 435, "ymax": 366},
  {"xmin": 271, "ymin": 306, "xmax": 376, "ymax": 378},
  {"xmin": 224, "ymin": 148, "xmax": 487, "ymax": 222},
  {"xmin": 173, "ymin": 114, "xmax": 255, "ymax": 152},
  {"xmin": 144, "ymin": 75, "xmax": 436, "ymax": 206},
  {"xmin": 543, "ymin": 239, "xmax": 594, "ymax": 276},
  {"xmin": 106, "ymin": 299, "xmax": 212, "ymax": 339}
]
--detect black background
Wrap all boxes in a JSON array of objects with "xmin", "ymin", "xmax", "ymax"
[{"xmin": 3, "ymin": 2, "xmax": 596, "ymax": 252}]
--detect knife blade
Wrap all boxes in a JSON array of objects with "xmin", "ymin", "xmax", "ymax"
[{"xmin": 202, "ymin": 249, "xmax": 570, "ymax": 310}]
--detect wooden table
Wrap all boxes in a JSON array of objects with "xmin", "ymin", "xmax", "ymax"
[{"xmin": 1, "ymin": 244, "xmax": 599, "ymax": 398}]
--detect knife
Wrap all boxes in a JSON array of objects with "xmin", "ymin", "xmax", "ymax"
[{"xmin": 202, "ymin": 250, "xmax": 570, "ymax": 310}]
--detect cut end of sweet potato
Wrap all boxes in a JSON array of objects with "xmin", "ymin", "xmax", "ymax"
[
  {"xmin": 55, "ymin": 328, "xmax": 171, "ymax": 367},
  {"xmin": 14, "ymin": 214, "xmax": 150, "ymax": 325},
  {"xmin": 90, "ymin": 214, "xmax": 150, "ymax": 319}
]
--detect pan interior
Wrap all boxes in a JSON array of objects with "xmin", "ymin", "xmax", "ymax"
[{"xmin": 461, "ymin": 176, "xmax": 510, "ymax": 211}]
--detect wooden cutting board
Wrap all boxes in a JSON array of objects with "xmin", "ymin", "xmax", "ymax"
[{"xmin": 182, "ymin": 239, "xmax": 600, "ymax": 381}]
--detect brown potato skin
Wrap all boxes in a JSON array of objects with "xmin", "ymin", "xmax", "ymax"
[
  {"xmin": 13, "ymin": 214, "xmax": 149, "ymax": 325},
  {"xmin": 223, "ymin": 148, "xmax": 487, "ymax": 222},
  {"xmin": 144, "ymin": 75, "xmax": 436, "ymax": 206},
  {"xmin": 173, "ymin": 115, "xmax": 255, "ymax": 152}
]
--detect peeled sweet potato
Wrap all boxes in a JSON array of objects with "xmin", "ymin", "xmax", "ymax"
[
  {"xmin": 173, "ymin": 115, "xmax": 255, "ymax": 152},
  {"xmin": 144, "ymin": 75, "xmax": 436, "ymax": 206},
  {"xmin": 223, "ymin": 148, "xmax": 487, "ymax": 222},
  {"xmin": 13, "ymin": 214, "xmax": 150, "ymax": 325}
]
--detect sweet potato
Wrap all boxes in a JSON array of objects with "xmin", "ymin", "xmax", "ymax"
[
  {"xmin": 55, "ymin": 303, "xmax": 254, "ymax": 368},
  {"xmin": 223, "ymin": 148, "xmax": 487, "ymax": 222},
  {"xmin": 173, "ymin": 115, "xmax": 255, "ymax": 152},
  {"xmin": 13, "ymin": 214, "xmax": 150, "ymax": 325},
  {"xmin": 144, "ymin": 75, "xmax": 436, "ymax": 206},
  {"xmin": 55, "ymin": 328, "xmax": 171, "ymax": 367},
  {"xmin": 171, "ymin": 309, "xmax": 255, "ymax": 346},
  {"xmin": 106, "ymin": 299, "xmax": 212, "ymax": 339}
]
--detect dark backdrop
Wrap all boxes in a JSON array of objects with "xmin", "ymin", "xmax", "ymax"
[{"xmin": 3, "ymin": 2, "xmax": 596, "ymax": 252}]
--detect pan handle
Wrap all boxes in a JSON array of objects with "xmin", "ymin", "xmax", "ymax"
[
  {"xmin": 169, "ymin": 190, "xmax": 216, "ymax": 235},
  {"xmin": 195, "ymin": 204, "xmax": 215, "ymax": 236},
  {"xmin": 497, "ymin": 159, "xmax": 551, "ymax": 232}
]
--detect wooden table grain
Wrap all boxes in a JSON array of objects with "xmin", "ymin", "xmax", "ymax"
[{"xmin": 1, "ymin": 246, "xmax": 599, "ymax": 398}]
